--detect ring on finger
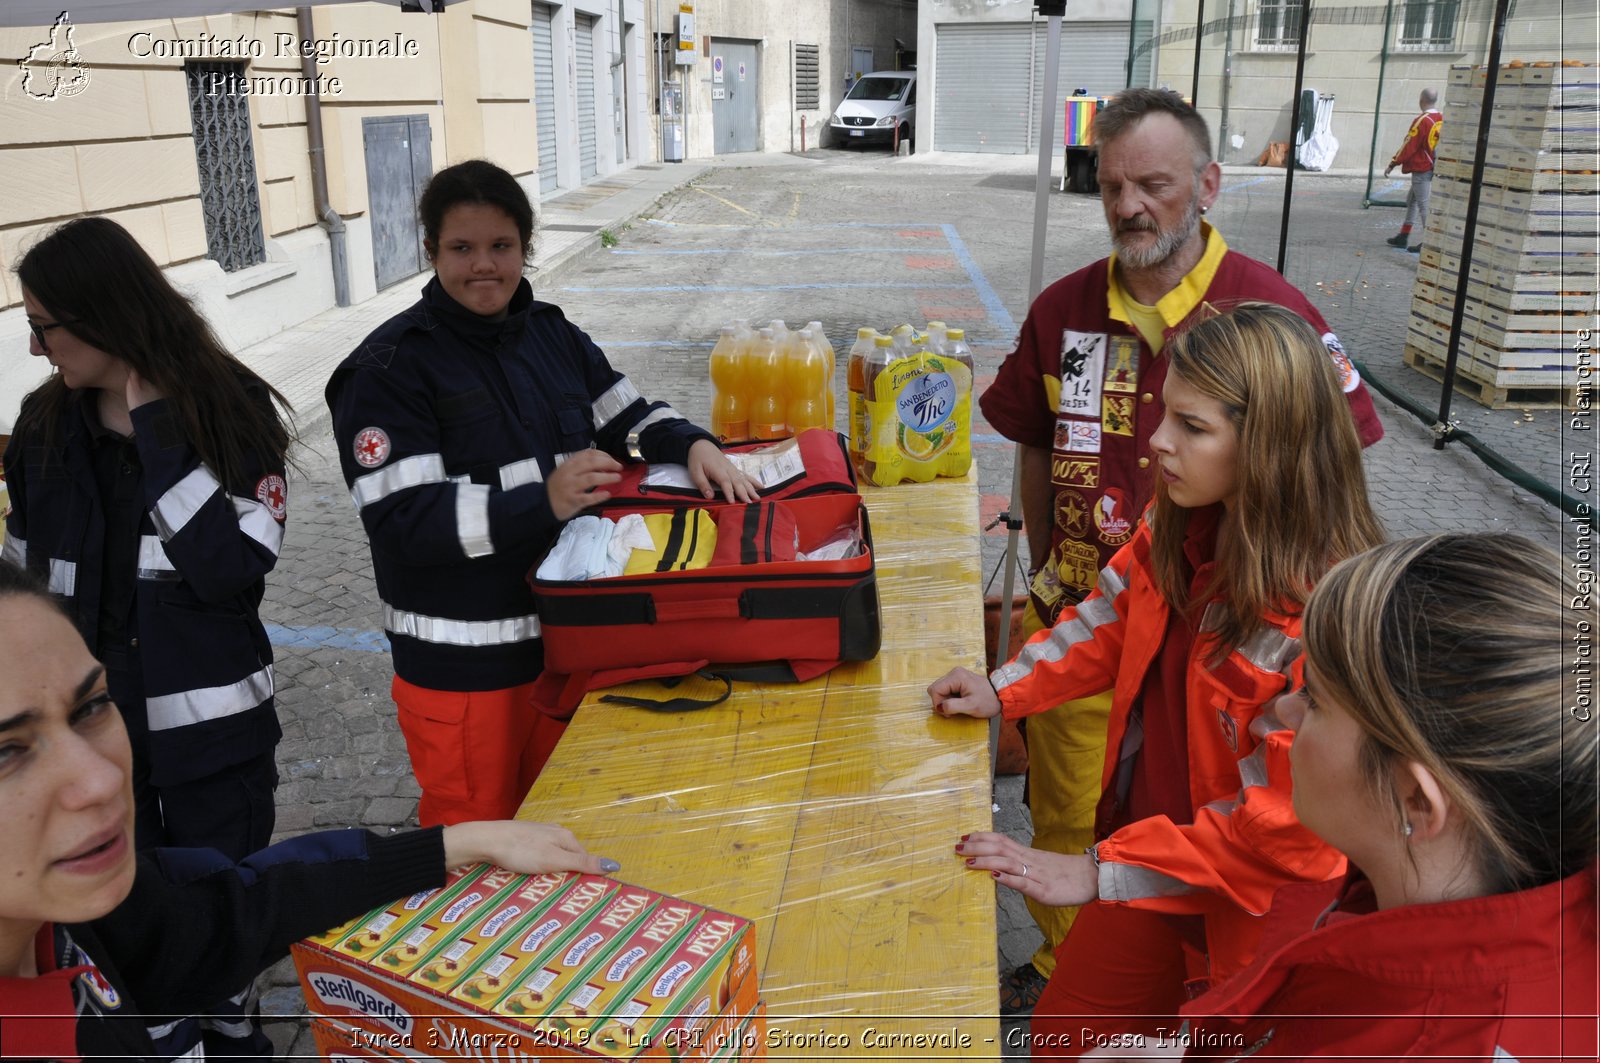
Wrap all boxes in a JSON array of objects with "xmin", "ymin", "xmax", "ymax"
[{"xmin": 1021, "ymin": 862, "xmax": 1029, "ymax": 878}]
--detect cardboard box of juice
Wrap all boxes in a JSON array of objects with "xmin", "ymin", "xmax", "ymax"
[
  {"xmin": 308, "ymin": 1004, "xmax": 767, "ymax": 1063},
  {"xmin": 292, "ymin": 869, "xmax": 758, "ymax": 1063}
]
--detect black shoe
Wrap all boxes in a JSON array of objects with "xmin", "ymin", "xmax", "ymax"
[
  {"xmin": 1385, "ymin": 233, "xmax": 1409, "ymax": 248},
  {"xmin": 999, "ymin": 961, "xmax": 1050, "ymax": 1017},
  {"xmin": 1408, "ymin": 244, "xmax": 1422, "ymax": 253}
]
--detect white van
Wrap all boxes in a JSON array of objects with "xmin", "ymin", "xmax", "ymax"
[{"xmin": 828, "ymin": 70, "xmax": 916, "ymax": 149}]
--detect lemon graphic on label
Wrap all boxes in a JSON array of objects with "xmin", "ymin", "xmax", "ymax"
[{"xmin": 898, "ymin": 421, "xmax": 952, "ymax": 461}]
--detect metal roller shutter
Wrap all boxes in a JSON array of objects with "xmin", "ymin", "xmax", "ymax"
[
  {"xmin": 1031, "ymin": 22, "xmax": 1130, "ymax": 151},
  {"xmin": 531, "ymin": 4, "xmax": 558, "ymax": 193},
  {"xmin": 934, "ymin": 22, "xmax": 1034, "ymax": 154},
  {"xmin": 576, "ymin": 13, "xmax": 598, "ymax": 180}
]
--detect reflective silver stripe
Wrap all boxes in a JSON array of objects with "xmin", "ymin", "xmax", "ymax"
[
  {"xmin": 0, "ymin": 534, "xmax": 24, "ymax": 567},
  {"xmin": 145, "ymin": 664, "xmax": 274, "ymax": 731},
  {"xmin": 383, "ymin": 603, "xmax": 541, "ymax": 646},
  {"xmin": 1202, "ymin": 798, "xmax": 1239, "ymax": 818},
  {"xmin": 628, "ymin": 406, "xmax": 685, "ymax": 436},
  {"xmin": 552, "ymin": 450, "xmax": 585, "ymax": 468},
  {"xmin": 992, "ymin": 592, "xmax": 1121, "ymax": 690},
  {"xmin": 498, "ymin": 457, "xmax": 545, "ymax": 491},
  {"xmin": 456, "ymin": 483, "xmax": 494, "ymax": 558},
  {"xmin": 1237, "ymin": 710, "xmax": 1290, "ymax": 792},
  {"xmin": 199, "ymin": 1016, "xmax": 255, "ymax": 1038},
  {"xmin": 1096, "ymin": 560, "xmax": 1128, "ymax": 602},
  {"xmin": 137, "ymin": 535, "xmax": 181, "ymax": 581},
  {"xmin": 1492, "ymin": 1048, "xmax": 1520, "ymax": 1062},
  {"xmin": 48, "ymin": 558, "xmax": 77, "ymax": 596},
  {"xmin": 591, "ymin": 376, "xmax": 642, "ymax": 429},
  {"xmin": 230, "ymin": 493, "xmax": 285, "ymax": 556},
  {"xmin": 1098, "ymin": 860, "xmax": 1198, "ymax": 902},
  {"xmin": 1237, "ymin": 626, "xmax": 1301, "ymax": 675},
  {"xmin": 350, "ymin": 453, "xmax": 448, "ymax": 511},
  {"xmin": 145, "ymin": 1017, "xmax": 186, "ymax": 1040},
  {"xmin": 151, "ymin": 466, "xmax": 222, "ymax": 540}
]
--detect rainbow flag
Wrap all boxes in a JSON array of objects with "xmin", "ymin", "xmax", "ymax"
[{"xmin": 1064, "ymin": 97, "xmax": 1100, "ymax": 147}]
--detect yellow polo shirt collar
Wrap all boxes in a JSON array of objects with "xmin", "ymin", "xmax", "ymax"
[{"xmin": 1106, "ymin": 221, "xmax": 1229, "ymax": 336}]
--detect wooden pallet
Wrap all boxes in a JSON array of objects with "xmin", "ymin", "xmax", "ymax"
[{"xmin": 1403, "ymin": 346, "xmax": 1578, "ymax": 409}]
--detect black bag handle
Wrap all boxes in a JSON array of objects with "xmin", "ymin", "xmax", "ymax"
[{"xmin": 596, "ymin": 661, "xmax": 806, "ymax": 712}]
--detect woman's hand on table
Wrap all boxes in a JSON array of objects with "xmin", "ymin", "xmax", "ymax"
[
  {"xmin": 687, "ymin": 439, "xmax": 760, "ymax": 503},
  {"xmin": 442, "ymin": 821, "xmax": 620, "ymax": 876},
  {"xmin": 955, "ymin": 831, "xmax": 1099, "ymax": 907},
  {"xmin": 547, "ymin": 450, "xmax": 623, "ymax": 521},
  {"xmin": 928, "ymin": 667, "xmax": 1002, "ymax": 718}
]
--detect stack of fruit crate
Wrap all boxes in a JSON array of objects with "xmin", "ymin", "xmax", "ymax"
[{"xmin": 1406, "ymin": 61, "xmax": 1596, "ymax": 408}]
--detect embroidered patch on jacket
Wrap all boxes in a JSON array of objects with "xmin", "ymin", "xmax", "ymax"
[
  {"xmin": 1102, "ymin": 395, "xmax": 1134, "ymax": 436},
  {"xmin": 1321, "ymin": 332, "xmax": 1360, "ymax": 393},
  {"xmin": 1056, "ymin": 491, "xmax": 1091, "ymax": 539},
  {"xmin": 1057, "ymin": 330, "xmax": 1106, "ymax": 418},
  {"xmin": 1051, "ymin": 456, "xmax": 1101, "ymax": 490},
  {"xmin": 353, "ymin": 427, "xmax": 392, "ymax": 468},
  {"xmin": 1055, "ymin": 418, "xmax": 1101, "ymax": 455},
  {"xmin": 1054, "ymin": 539, "xmax": 1100, "ymax": 594},
  {"xmin": 1217, "ymin": 708, "xmax": 1239, "ymax": 752},
  {"xmin": 1093, "ymin": 488, "xmax": 1134, "ymax": 546},
  {"xmin": 1104, "ymin": 335, "xmax": 1139, "ymax": 394},
  {"xmin": 256, "ymin": 474, "xmax": 288, "ymax": 521}
]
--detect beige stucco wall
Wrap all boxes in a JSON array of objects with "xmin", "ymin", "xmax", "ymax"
[{"xmin": 1151, "ymin": 0, "xmax": 1596, "ymax": 170}]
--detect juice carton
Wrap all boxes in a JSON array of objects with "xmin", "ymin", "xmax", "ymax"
[
  {"xmin": 370, "ymin": 865, "xmax": 525, "ymax": 977},
  {"xmin": 540, "ymin": 899, "xmax": 704, "ymax": 1049},
  {"xmin": 603, "ymin": 912, "xmax": 757, "ymax": 1062},
  {"xmin": 448, "ymin": 874, "xmax": 624, "ymax": 1009},
  {"xmin": 489, "ymin": 884, "xmax": 663, "ymax": 1019},
  {"xmin": 407, "ymin": 871, "xmax": 574, "ymax": 994},
  {"xmin": 324, "ymin": 864, "xmax": 483, "ymax": 960}
]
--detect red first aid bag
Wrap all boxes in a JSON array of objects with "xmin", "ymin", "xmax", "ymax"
[
  {"xmin": 597, "ymin": 428, "xmax": 855, "ymax": 506},
  {"xmin": 529, "ymin": 490, "xmax": 879, "ymax": 716}
]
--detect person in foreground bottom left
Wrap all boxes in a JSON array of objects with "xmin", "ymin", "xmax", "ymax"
[{"xmin": 0, "ymin": 559, "xmax": 616, "ymax": 1062}]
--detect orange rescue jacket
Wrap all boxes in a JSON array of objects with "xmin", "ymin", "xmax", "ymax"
[{"xmin": 990, "ymin": 512, "xmax": 1346, "ymax": 981}]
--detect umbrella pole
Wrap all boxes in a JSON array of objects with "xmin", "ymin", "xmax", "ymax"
[{"xmin": 991, "ymin": 3, "xmax": 1066, "ymax": 772}]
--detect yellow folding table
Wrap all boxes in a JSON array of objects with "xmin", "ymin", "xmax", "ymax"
[{"xmin": 516, "ymin": 473, "xmax": 1000, "ymax": 1057}]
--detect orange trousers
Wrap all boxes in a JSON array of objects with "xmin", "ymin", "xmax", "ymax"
[{"xmin": 391, "ymin": 676, "xmax": 567, "ymax": 826}]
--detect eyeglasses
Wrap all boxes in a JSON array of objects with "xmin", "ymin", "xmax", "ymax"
[{"xmin": 28, "ymin": 318, "xmax": 78, "ymax": 351}]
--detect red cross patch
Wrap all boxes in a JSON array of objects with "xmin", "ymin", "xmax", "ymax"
[
  {"xmin": 255, "ymin": 474, "xmax": 288, "ymax": 521},
  {"xmin": 354, "ymin": 426, "xmax": 391, "ymax": 469}
]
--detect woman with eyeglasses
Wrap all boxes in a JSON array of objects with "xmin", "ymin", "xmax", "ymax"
[{"xmin": 3, "ymin": 216, "xmax": 294, "ymax": 1060}]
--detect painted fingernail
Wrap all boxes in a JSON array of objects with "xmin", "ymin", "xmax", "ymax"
[
  {"xmin": 599, "ymin": 858, "xmax": 621, "ymax": 873},
  {"xmin": 959, "ymin": 834, "xmax": 970, "ymax": 841},
  {"xmin": 991, "ymin": 870, "xmax": 1001, "ymax": 879},
  {"xmin": 966, "ymin": 858, "xmax": 976, "ymax": 867}
]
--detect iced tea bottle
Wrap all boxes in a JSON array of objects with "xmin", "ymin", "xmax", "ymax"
[
  {"xmin": 858, "ymin": 334, "xmax": 897, "ymax": 482},
  {"xmin": 923, "ymin": 321, "xmax": 949, "ymax": 357},
  {"xmin": 846, "ymin": 327, "xmax": 877, "ymax": 467}
]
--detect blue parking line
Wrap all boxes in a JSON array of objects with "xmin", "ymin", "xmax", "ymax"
[
  {"xmin": 1219, "ymin": 175, "xmax": 1278, "ymax": 195},
  {"xmin": 941, "ymin": 223, "xmax": 1018, "ymax": 336},
  {"xmin": 267, "ymin": 622, "xmax": 390, "ymax": 652}
]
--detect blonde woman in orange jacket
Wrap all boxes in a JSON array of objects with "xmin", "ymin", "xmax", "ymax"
[{"xmin": 930, "ymin": 303, "xmax": 1384, "ymax": 1059}]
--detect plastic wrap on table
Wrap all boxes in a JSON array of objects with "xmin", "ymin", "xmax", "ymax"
[{"xmin": 516, "ymin": 474, "xmax": 1001, "ymax": 1056}]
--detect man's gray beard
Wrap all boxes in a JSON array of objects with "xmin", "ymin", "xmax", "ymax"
[{"xmin": 1113, "ymin": 195, "xmax": 1202, "ymax": 272}]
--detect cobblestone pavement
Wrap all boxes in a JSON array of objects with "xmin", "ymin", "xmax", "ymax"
[{"xmin": 247, "ymin": 149, "xmax": 1569, "ymax": 1057}]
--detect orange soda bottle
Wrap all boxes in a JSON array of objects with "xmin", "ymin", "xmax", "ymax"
[{"xmin": 748, "ymin": 327, "xmax": 788, "ymax": 439}]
